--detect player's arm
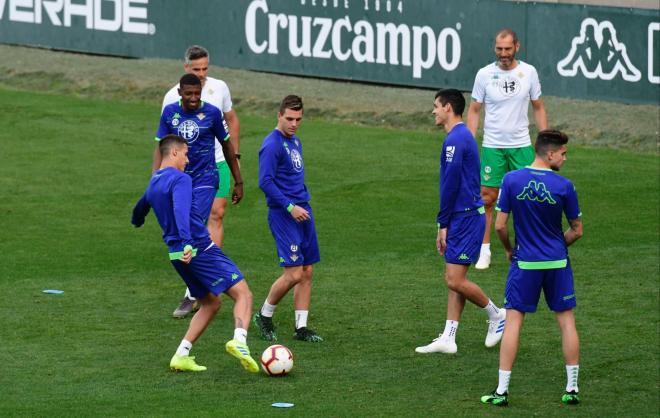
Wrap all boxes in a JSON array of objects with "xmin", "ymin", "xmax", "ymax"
[
  {"xmin": 214, "ymin": 111, "xmax": 244, "ymax": 204},
  {"xmin": 224, "ymin": 109, "xmax": 240, "ymax": 156},
  {"xmin": 258, "ymin": 142, "xmax": 310, "ymax": 222},
  {"xmin": 436, "ymin": 141, "xmax": 464, "ymax": 229},
  {"xmin": 564, "ymin": 218, "xmax": 583, "ymax": 246},
  {"xmin": 172, "ymin": 176, "xmax": 195, "ymax": 263},
  {"xmin": 495, "ymin": 211, "xmax": 513, "ymax": 261},
  {"xmin": 131, "ymin": 193, "xmax": 151, "ymax": 228},
  {"xmin": 466, "ymin": 101, "xmax": 482, "ymax": 137},
  {"xmin": 153, "ymin": 110, "xmax": 170, "ymax": 172},
  {"xmin": 531, "ymin": 98, "xmax": 547, "ymax": 131}
]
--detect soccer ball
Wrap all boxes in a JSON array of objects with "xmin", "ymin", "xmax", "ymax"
[{"xmin": 261, "ymin": 344, "xmax": 294, "ymax": 376}]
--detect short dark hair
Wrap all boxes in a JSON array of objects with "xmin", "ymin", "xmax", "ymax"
[
  {"xmin": 184, "ymin": 45, "xmax": 209, "ymax": 64},
  {"xmin": 179, "ymin": 73, "xmax": 201, "ymax": 88},
  {"xmin": 535, "ymin": 129, "xmax": 569, "ymax": 156},
  {"xmin": 159, "ymin": 134, "xmax": 187, "ymax": 156},
  {"xmin": 435, "ymin": 89, "xmax": 465, "ymax": 116},
  {"xmin": 279, "ymin": 95, "xmax": 304, "ymax": 114},
  {"xmin": 495, "ymin": 28, "xmax": 519, "ymax": 44}
]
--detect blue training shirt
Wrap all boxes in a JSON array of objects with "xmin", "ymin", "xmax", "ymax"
[
  {"xmin": 258, "ymin": 129, "xmax": 310, "ymax": 209},
  {"xmin": 156, "ymin": 101, "xmax": 229, "ymax": 188},
  {"xmin": 132, "ymin": 167, "xmax": 212, "ymax": 256},
  {"xmin": 496, "ymin": 167, "xmax": 581, "ymax": 268},
  {"xmin": 437, "ymin": 122, "xmax": 483, "ymax": 228}
]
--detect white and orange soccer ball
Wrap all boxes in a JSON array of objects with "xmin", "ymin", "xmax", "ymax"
[{"xmin": 260, "ymin": 344, "xmax": 294, "ymax": 376}]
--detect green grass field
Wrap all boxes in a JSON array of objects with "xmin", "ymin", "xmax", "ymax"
[{"xmin": 0, "ymin": 54, "xmax": 658, "ymax": 416}]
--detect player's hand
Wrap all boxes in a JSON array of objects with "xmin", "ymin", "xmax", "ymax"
[
  {"xmin": 131, "ymin": 214, "xmax": 145, "ymax": 228},
  {"xmin": 436, "ymin": 228, "xmax": 447, "ymax": 255},
  {"xmin": 180, "ymin": 246, "xmax": 193, "ymax": 264},
  {"xmin": 232, "ymin": 183, "xmax": 244, "ymax": 204},
  {"xmin": 290, "ymin": 205, "xmax": 310, "ymax": 222}
]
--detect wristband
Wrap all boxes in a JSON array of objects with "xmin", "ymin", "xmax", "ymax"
[{"xmin": 287, "ymin": 203, "xmax": 295, "ymax": 213}]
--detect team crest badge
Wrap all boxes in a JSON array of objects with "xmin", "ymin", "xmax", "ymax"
[{"xmin": 197, "ymin": 113, "xmax": 206, "ymax": 121}]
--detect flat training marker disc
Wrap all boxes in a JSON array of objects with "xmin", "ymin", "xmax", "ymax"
[
  {"xmin": 271, "ymin": 402, "xmax": 294, "ymax": 408},
  {"xmin": 42, "ymin": 289, "xmax": 64, "ymax": 294}
]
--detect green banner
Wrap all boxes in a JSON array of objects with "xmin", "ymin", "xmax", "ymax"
[{"xmin": 0, "ymin": 0, "xmax": 658, "ymax": 104}]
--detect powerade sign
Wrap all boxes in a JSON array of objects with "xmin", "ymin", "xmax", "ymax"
[
  {"xmin": 0, "ymin": 0, "xmax": 658, "ymax": 104},
  {"xmin": 0, "ymin": 0, "xmax": 154, "ymax": 34}
]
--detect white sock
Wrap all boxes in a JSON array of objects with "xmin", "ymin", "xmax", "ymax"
[
  {"xmin": 483, "ymin": 300, "xmax": 502, "ymax": 320},
  {"xmin": 175, "ymin": 339, "xmax": 192, "ymax": 356},
  {"xmin": 441, "ymin": 320, "xmax": 459, "ymax": 342},
  {"xmin": 566, "ymin": 365, "xmax": 579, "ymax": 392},
  {"xmin": 184, "ymin": 287, "xmax": 196, "ymax": 302},
  {"xmin": 295, "ymin": 310, "xmax": 309, "ymax": 329},
  {"xmin": 481, "ymin": 243, "xmax": 491, "ymax": 255},
  {"xmin": 260, "ymin": 301, "xmax": 276, "ymax": 318},
  {"xmin": 497, "ymin": 369, "xmax": 511, "ymax": 395},
  {"xmin": 233, "ymin": 328, "xmax": 247, "ymax": 344}
]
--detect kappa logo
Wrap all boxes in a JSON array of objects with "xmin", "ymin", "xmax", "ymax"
[
  {"xmin": 445, "ymin": 146, "xmax": 455, "ymax": 162},
  {"xmin": 231, "ymin": 273, "xmax": 239, "ymax": 281},
  {"xmin": 178, "ymin": 120, "xmax": 200, "ymax": 143},
  {"xmin": 458, "ymin": 253, "xmax": 469, "ymax": 261},
  {"xmin": 516, "ymin": 180, "xmax": 557, "ymax": 205},
  {"xmin": 557, "ymin": 18, "xmax": 641, "ymax": 82}
]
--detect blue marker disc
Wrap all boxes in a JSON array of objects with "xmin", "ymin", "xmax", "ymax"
[{"xmin": 271, "ymin": 403, "xmax": 294, "ymax": 408}]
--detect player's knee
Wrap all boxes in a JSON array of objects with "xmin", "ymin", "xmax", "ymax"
[
  {"xmin": 206, "ymin": 294, "xmax": 222, "ymax": 312},
  {"xmin": 285, "ymin": 268, "xmax": 304, "ymax": 284},
  {"xmin": 444, "ymin": 275, "xmax": 463, "ymax": 292},
  {"xmin": 210, "ymin": 205, "xmax": 225, "ymax": 222}
]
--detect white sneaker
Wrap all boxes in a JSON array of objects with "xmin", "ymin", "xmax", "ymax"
[
  {"xmin": 475, "ymin": 251, "xmax": 491, "ymax": 270},
  {"xmin": 485, "ymin": 309, "xmax": 506, "ymax": 348},
  {"xmin": 415, "ymin": 336, "xmax": 457, "ymax": 354}
]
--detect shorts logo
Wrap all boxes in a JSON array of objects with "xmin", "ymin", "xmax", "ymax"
[
  {"xmin": 290, "ymin": 149, "xmax": 304, "ymax": 172},
  {"xmin": 290, "ymin": 254, "xmax": 299, "ymax": 262},
  {"xmin": 516, "ymin": 180, "xmax": 557, "ymax": 204},
  {"xmin": 445, "ymin": 146, "xmax": 455, "ymax": 162},
  {"xmin": 211, "ymin": 277, "xmax": 224, "ymax": 286},
  {"xmin": 557, "ymin": 18, "xmax": 641, "ymax": 82},
  {"xmin": 231, "ymin": 273, "xmax": 239, "ymax": 281},
  {"xmin": 484, "ymin": 166, "xmax": 492, "ymax": 174},
  {"xmin": 458, "ymin": 253, "xmax": 469, "ymax": 261},
  {"xmin": 563, "ymin": 293, "xmax": 576, "ymax": 301},
  {"xmin": 178, "ymin": 119, "xmax": 200, "ymax": 143},
  {"xmin": 290, "ymin": 245, "xmax": 299, "ymax": 252},
  {"xmin": 498, "ymin": 76, "xmax": 520, "ymax": 97}
]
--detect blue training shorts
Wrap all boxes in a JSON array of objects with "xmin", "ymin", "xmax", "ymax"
[
  {"xmin": 193, "ymin": 185, "xmax": 218, "ymax": 224},
  {"xmin": 268, "ymin": 203, "xmax": 320, "ymax": 267},
  {"xmin": 171, "ymin": 243, "xmax": 244, "ymax": 299},
  {"xmin": 444, "ymin": 211, "xmax": 485, "ymax": 265},
  {"xmin": 504, "ymin": 259, "xmax": 576, "ymax": 313}
]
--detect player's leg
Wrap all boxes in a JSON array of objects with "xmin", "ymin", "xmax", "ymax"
[
  {"xmin": 292, "ymin": 209, "xmax": 323, "ymax": 342},
  {"xmin": 293, "ymin": 265, "xmax": 323, "ymax": 342},
  {"xmin": 254, "ymin": 266, "xmax": 303, "ymax": 341},
  {"xmin": 481, "ymin": 309, "xmax": 524, "ymax": 407},
  {"xmin": 170, "ymin": 291, "xmax": 221, "ymax": 372},
  {"xmin": 207, "ymin": 197, "xmax": 227, "ymax": 247},
  {"xmin": 544, "ymin": 262, "xmax": 580, "ymax": 404},
  {"xmin": 224, "ymin": 280, "xmax": 259, "ymax": 373},
  {"xmin": 477, "ymin": 147, "xmax": 507, "ymax": 270},
  {"xmin": 207, "ymin": 161, "xmax": 231, "ymax": 247}
]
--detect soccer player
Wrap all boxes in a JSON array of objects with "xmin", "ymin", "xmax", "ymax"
[
  {"xmin": 467, "ymin": 28, "xmax": 548, "ymax": 270},
  {"xmin": 480, "ymin": 130, "xmax": 583, "ymax": 406},
  {"xmin": 155, "ymin": 73, "xmax": 244, "ymax": 318},
  {"xmin": 132, "ymin": 134, "xmax": 258, "ymax": 373},
  {"xmin": 162, "ymin": 46, "xmax": 243, "ymax": 318},
  {"xmin": 415, "ymin": 89, "xmax": 506, "ymax": 355},
  {"xmin": 252, "ymin": 95, "xmax": 323, "ymax": 343}
]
